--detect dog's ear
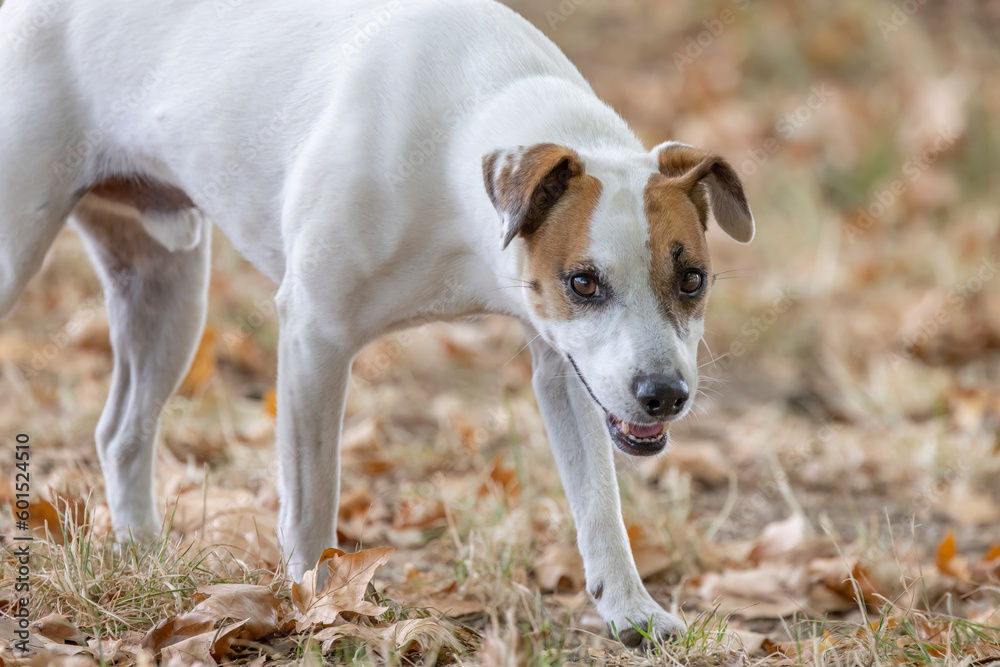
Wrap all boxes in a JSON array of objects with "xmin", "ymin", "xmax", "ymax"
[
  {"xmin": 482, "ymin": 144, "xmax": 585, "ymax": 250},
  {"xmin": 656, "ymin": 142, "xmax": 754, "ymax": 243}
]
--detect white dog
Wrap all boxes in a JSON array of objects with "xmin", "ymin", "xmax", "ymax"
[{"xmin": 0, "ymin": 0, "xmax": 753, "ymax": 646}]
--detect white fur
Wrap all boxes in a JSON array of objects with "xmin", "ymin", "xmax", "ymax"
[{"xmin": 0, "ymin": 0, "xmax": 753, "ymax": 644}]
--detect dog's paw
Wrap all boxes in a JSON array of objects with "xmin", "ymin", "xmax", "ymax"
[{"xmin": 606, "ymin": 603, "xmax": 686, "ymax": 649}]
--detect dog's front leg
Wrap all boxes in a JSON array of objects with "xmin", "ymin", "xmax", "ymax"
[
  {"xmin": 527, "ymin": 329, "xmax": 686, "ymax": 647},
  {"xmin": 275, "ymin": 291, "xmax": 355, "ymax": 582}
]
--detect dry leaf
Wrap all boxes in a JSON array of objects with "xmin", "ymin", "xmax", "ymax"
[
  {"xmin": 190, "ymin": 584, "xmax": 285, "ymax": 641},
  {"xmin": 660, "ymin": 441, "xmax": 733, "ymax": 486},
  {"xmin": 534, "ymin": 544, "xmax": 584, "ymax": 592},
  {"xmin": 339, "ymin": 486, "xmax": 373, "ymax": 522},
  {"xmin": 179, "ymin": 327, "xmax": 216, "ymax": 396},
  {"xmin": 314, "ymin": 617, "xmax": 463, "ymax": 655},
  {"xmin": 393, "ymin": 498, "xmax": 446, "ymax": 530},
  {"xmin": 748, "ymin": 514, "xmax": 807, "ymax": 563},
  {"xmin": 262, "ymin": 387, "xmax": 277, "ymax": 418},
  {"xmin": 30, "ymin": 614, "xmax": 86, "ymax": 645},
  {"xmin": 694, "ymin": 565, "xmax": 809, "ymax": 619},
  {"xmin": 160, "ymin": 619, "xmax": 246, "ymax": 667},
  {"xmin": 934, "ymin": 530, "xmax": 971, "ymax": 581},
  {"xmin": 292, "ymin": 547, "xmax": 393, "ymax": 631},
  {"xmin": 140, "ymin": 612, "xmax": 215, "ymax": 654},
  {"xmin": 27, "ymin": 499, "xmax": 63, "ymax": 543},
  {"xmin": 477, "ymin": 453, "xmax": 520, "ymax": 500}
]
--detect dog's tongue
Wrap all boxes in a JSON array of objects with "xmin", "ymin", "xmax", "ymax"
[{"xmin": 627, "ymin": 421, "xmax": 664, "ymax": 438}]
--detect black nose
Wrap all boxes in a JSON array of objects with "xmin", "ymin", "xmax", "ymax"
[{"xmin": 633, "ymin": 373, "xmax": 689, "ymax": 419}]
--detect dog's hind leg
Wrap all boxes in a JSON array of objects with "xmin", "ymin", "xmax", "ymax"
[{"xmin": 71, "ymin": 190, "xmax": 211, "ymax": 541}]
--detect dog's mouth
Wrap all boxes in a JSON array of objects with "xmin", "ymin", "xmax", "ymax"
[
  {"xmin": 605, "ymin": 412, "xmax": 670, "ymax": 456},
  {"xmin": 566, "ymin": 355, "xmax": 672, "ymax": 456}
]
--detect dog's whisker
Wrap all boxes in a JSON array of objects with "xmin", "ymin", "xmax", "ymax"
[
  {"xmin": 503, "ymin": 333, "xmax": 541, "ymax": 367},
  {"xmin": 698, "ymin": 352, "xmax": 731, "ymax": 369}
]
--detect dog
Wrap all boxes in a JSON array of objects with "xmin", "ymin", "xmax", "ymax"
[{"xmin": 0, "ymin": 0, "xmax": 753, "ymax": 646}]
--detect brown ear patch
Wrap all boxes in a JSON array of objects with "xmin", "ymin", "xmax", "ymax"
[
  {"xmin": 657, "ymin": 143, "xmax": 754, "ymax": 243},
  {"xmin": 521, "ymin": 173, "xmax": 603, "ymax": 321},
  {"xmin": 483, "ymin": 144, "xmax": 585, "ymax": 249},
  {"xmin": 644, "ymin": 173, "xmax": 712, "ymax": 326}
]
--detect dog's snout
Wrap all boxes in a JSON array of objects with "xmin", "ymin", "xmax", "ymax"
[{"xmin": 633, "ymin": 373, "xmax": 689, "ymax": 419}]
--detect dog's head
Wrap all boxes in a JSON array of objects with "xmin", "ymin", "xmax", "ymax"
[{"xmin": 483, "ymin": 141, "xmax": 753, "ymax": 456}]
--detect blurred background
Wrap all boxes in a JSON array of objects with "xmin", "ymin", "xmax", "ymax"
[{"xmin": 1, "ymin": 0, "xmax": 998, "ymax": 660}]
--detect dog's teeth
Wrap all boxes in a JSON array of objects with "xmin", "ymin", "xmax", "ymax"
[{"xmin": 621, "ymin": 422, "xmax": 630, "ymax": 435}]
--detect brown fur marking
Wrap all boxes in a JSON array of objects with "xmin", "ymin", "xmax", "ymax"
[
  {"xmin": 644, "ymin": 172, "xmax": 711, "ymax": 323},
  {"xmin": 89, "ymin": 176, "xmax": 195, "ymax": 215},
  {"xmin": 522, "ymin": 171, "xmax": 602, "ymax": 320}
]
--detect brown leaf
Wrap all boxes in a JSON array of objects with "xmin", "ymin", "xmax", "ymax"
[
  {"xmin": 934, "ymin": 530, "xmax": 970, "ymax": 580},
  {"xmin": 477, "ymin": 453, "xmax": 520, "ymax": 500},
  {"xmin": 190, "ymin": 584, "xmax": 284, "ymax": 641},
  {"xmin": 179, "ymin": 327, "xmax": 216, "ymax": 396},
  {"xmin": 748, "ymin": 515, "xmax": 807, "ymax": 563},
  {"xmin": 693, "ymin": 565, "xmax": 809, "ymax": 619},
  {"xmin": 262, "ymin": 387, "xmax": 277, "ymax": 418},
  {"xmin": 140, "ymin": 612, "xmax": 215, "ymax": 653},
  {"xmin": 160, "ymin": 619, "xmax": 246, "ymax": 667},
  {"xmin": 810, "ymin": 558, "xmax": 882, "ymax": 607},
  {"xmin": 292, "ymin": 547, "xmax": 393, "ymax": 631},
  {"xmin": 393, "ymin": 498, "xmax": 446, "ymax": 530},
  {"xmin": 30, "ymin": 614, "xmax": 86, "ymax": 645},
  {"xmin": 339, "ymin": 486, "xmax": 373, "ymax": 522},
  {"xmin": 313, "ymin": 617, "xmax": 463, "ymax": 655},
  {"xmin": 534, "ymin": 544, "xmax": 584, "ymax": 592},
  {"xmin": 659, "ymin": 441, "xmax": 733, "ymax": 486},
  {"xmin": 27, "ymin": 499, "xmax": 63, "ymax": 542},
  {"xmin": 936, "ymin": 531, "xmax": 957, "ymax": 571}
]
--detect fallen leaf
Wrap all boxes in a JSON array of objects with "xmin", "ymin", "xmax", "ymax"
[
  {"xmin": 810, "ymin": 558, "xmax": 882, "ymax": 607},
  {"xmin": 292, "ymin": 547, "xmax": 393, "ymax": 631},
  {"xmin": 160, "ymin": 619, "xmax": 245, "ymax": 667},
  {"xmin": 179, "ymin": 327, "xmax": 216, "ymax": 396},
  {"xmin": 477, "ymin": 453, "xmax": 520, "ymax": 500},
  {"xmin": 934, "ymin": 530, "xmax": 971, "ymax": 581},
  {"xmin": 30, "ymin": 614, "xmax": 86, "ymax": 645},
  {"xmin": 693, "ymin": 565, "xmax": 809, "ymax": 619},
  {"xmin": 339, "ymin": 486, "xmax": 373, "ymax": 522},
  {"xmin": 660, "ymin": 441, "xmax": 733, "ymax": 486},
  {"xmin": 534, "ymin": 544, "xmax": 584, "ymax": 592},
  {"xmin": 26, "ymin": 499, "xmax": 64, "ymax": 544},
  {"xmin": 140, "ymin": 612, "xmax": 215, "ymax": 654},
  {"xmin": 315, "ymin": 617, "xmax": 467, "ymax": 655},
  {"xmin": 393, "ymin": 498, "xmax": 446, "ymax": 530},
  {"xmin": 190, "ymin": 584, "xmax": 285, "ymax": 641},
  {"xmin": 749, "ymin": 514, "xmax": 807, "ymax": 563},
  {"xmin": 262, "ymin": 387, "xmax": 277, "ymax": 418}
]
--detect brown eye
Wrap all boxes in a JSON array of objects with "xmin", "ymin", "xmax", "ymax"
[
  {"xmin": 680, "ymin": 270, "xmax": 704, "ymax": 295},
  {"xmin": 570, "ymin": 274, "xmax": 599, "ymax": 297}
]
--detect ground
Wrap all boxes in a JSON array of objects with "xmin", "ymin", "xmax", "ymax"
[{"xmin": 1, "ymin": 0, "xmax": 999, "ymax": 665}]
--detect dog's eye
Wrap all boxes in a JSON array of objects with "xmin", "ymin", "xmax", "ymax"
[
  {"xmin": 570, "ymin": 274, "xmax": 599, "ymax": 297},
  {"xmin": 679, "ymin": 270, "xmax": 704, "ymax": 295}
]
